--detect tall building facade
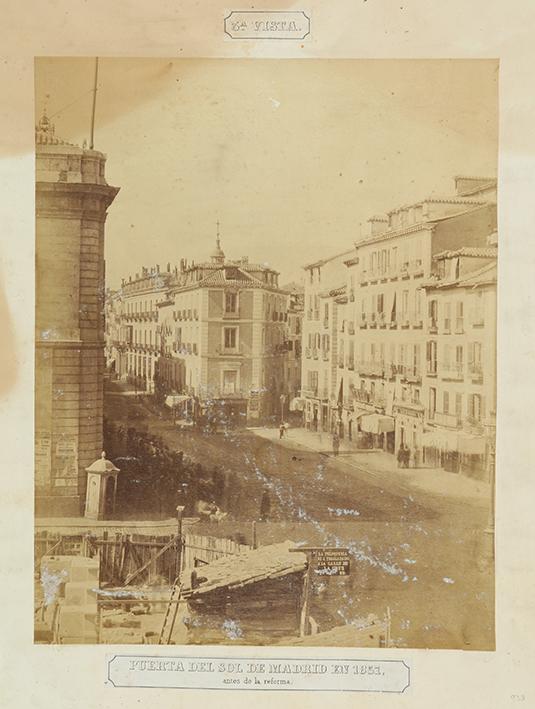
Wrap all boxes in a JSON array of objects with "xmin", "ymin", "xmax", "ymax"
[
  {"xmin": 421, "ymin": 246, "xmax": 497, "ymax": 477},
  {"xmin": 301, "ymin": 250, "xmax": 352, "ymax": 431},
  {"xmin": 35, "ymin": 113, "xmax": 119, "ymax": 516},
  {"xmin": 335, "ymin": 177, "xmax": 496, "ymax": 463},
  {"xmin": 107, "ymin": 240, "xmax": 290, "ymax": 424},
  {"xmin": 283, "ymin": 287, "xmax": 304, "ymax": 404},
  {"xmin": 299, "ymin": 176, "xmax": 497, "ymax": 479},
  {"xmin": 106, "ymin": 266, "xmax": 174, "ymax": 393}
]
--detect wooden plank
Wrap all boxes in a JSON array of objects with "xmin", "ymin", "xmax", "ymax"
[{"xmin": 123, "ymin": 536, "xmax": 177, "ymax": 586}]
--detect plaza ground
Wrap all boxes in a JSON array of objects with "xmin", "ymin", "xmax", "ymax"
[{"xmin": 98, "ymin": 385, "xmax": 495, "ymax": 650}]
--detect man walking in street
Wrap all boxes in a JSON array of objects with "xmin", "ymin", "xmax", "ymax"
[
  {"xmin": 332, "ymin": 430, "xmax": 340, "ymax": 457},
  {"xmin": 279, "ymin": 422, "xmax": 285, "ymax": 439}
]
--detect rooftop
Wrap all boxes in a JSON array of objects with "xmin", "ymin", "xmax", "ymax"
[
  {"xmin": 434, "ymin": 246, "xmax": 498, "ymax": 260},
  {"xmin": 304, "ymin": 248, "xmax": 354, "ymax": 271},
  {"xmin": 424, "ymin": 261, "xmax": 497, "ymax": 290},
  {"xmin": 181, "ymin": 541, "xmax": 307, "ymax": 599}
]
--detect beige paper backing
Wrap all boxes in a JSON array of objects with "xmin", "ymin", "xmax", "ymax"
[{"xmin": 1, "ymin": 1, "xmax": 534, "ymax": 707}]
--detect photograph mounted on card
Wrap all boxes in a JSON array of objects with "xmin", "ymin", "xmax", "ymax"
[{"xmin": 34, "ymin": 57, "xmax": 497, "ymax": 651}]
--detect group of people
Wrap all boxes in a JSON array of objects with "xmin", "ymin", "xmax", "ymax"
[{"xmin": 397, "ymin": 443, "xmax": 419, "ymax": 469}]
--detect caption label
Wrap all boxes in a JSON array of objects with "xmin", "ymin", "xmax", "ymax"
[{"xmin": 108, "ymin": 655, "xmax": 410, "ymax": 692}]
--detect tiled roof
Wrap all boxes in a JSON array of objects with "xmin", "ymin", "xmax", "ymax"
[
  {"xmin": 458, "ymin": 261, "xmax": 497, "ymax": 286},
  {"xmin": 181, "ymin": 541, "xmax": 307, "ymax": 598},
  {"xmin": 425, "ymin": 261, "xmax": 497, "ymax": 290},
  {"xmin": 330, "ymin": 284, "xmax": 347, "ymax": 297},
  {"xmin": 197, "ymin": 267, "xmax": 262, "ymax": 287},
  {"xmin": 434, "ymin": 246, "xmax": 498, "ymax": 259},
  {"xmin": 304, "ymin": 248, "xmax": 354, "ymax": 271}
]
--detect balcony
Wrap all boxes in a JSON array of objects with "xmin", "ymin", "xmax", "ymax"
[
  {"xmin": 468, "ymin": 363, "xmax": 483, "ymax": 383},
  {"xmin": 354, "ymin": 389, "xmax": 372, "ymax": 404},
  {"xmin": 359, "ymin": 271, "xmax": 369, "ymax": 286},
  {"xmin": 305, "ymin": 347, "xmax": 311, "ymax": 359},
  {"xmin": 353, "ymin": 389, "xmax": 385, "ymax": 409},
  {"xmin": 357, "ymin": 360, "xmax": 385, "ymax": 377},
  {"xmin": 223, "ymin": 309, "xmax": 240, "ymax": 319},
  {"xmin": 428, "ymin": 318, "xmax": 438, "ymax": 334},
  {"xmin": 400, "ymin": 365, "xmax": 422, "ymax": 383},
  {"xmin": 302, "ymin": 387, "xmax": 318, "ymax": 399},
  {"xmin": 454, "ymin": 318, "xmax": 464, "ymax": 334},
  {"xmin": 312, "ymin": 348, "xmax": 319, "ymax": 360},
  {"xmin": 347, "ymin": 358, "xmax": 355, "ymax": 371},
  {"xmin": 441, "ymin": 363, "xmax": 464, "ymax": 380},
  {"xmin": 323, "ymin": 318, "xmax": 329, "ymax": 329},
  {"xmin": 376, "ymin": 312, "xmax": 387, "ymax": 328},
  {"xmin": 359, "ymin": 314, "xmax": 368, "ymax": 329},
  {"xmin": 369, "ymin": 313, "xmax": 378, "ymax": 329},
  {"xmin": 409, "ymin": 259, "xmax": 424, "ymax": 277},
  {"xmin": 443, "ymin": 318, "xmax": 451, "ymax": 334},
  {"xmin": 400, "ymin": 263, "xmax": 410, "ymax": 279},
  {"xmin": 347, "ymin": 322, "xmax": 355, "ymax": 335},
  {"xmin": 322, "ymin": 349, "xmax": 330, "ymax": 361}
]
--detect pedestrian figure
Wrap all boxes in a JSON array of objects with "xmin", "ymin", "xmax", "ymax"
[
  {"xmin": 403, "ymin": 445, "xmax": 411, "ymax": 468},
  {"xmin": 397, "ymin": 445, "xmax": 404, "ymax": 468},
  {"xmin": 413, "ymin": 445, "xmax": 420, "ymax": 469},
  {"xmin": 332, "ymin": 431, "xmax": 340, "ymax": 457},
  {"xmin": 279, "ymin": 423, "xmax": 285, "ymax": 439},
  {"xmin": 260, "ymin": 490, "xmax": 271, "ymax": 522}
]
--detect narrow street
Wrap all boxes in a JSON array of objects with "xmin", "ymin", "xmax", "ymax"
[{"xmin": 105, "ymin": 387, "xmax": 494, "ymax": 651}]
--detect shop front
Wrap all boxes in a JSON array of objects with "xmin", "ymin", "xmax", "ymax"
[
  {"xmin": 422, "ymin": 427, "xmax": 486, "ymax": 478},
  {"xmin": 393, "ymin": 402, "xmax": 425, "ymax": 464},
  {"xmin": 360, "ymin": 413, "xmax": 395, "ymax": 452}
]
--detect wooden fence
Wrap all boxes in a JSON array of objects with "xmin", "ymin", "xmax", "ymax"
[{"xmin": 35, "ymin": 530, "xmax": 250, "ymax": 587}]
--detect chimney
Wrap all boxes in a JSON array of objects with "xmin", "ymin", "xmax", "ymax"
[{"xmin": 365, "ymin": 216, "xmax": 388, "ymax": 238}]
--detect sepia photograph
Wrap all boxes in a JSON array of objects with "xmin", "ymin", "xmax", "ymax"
[{"xmin": 34, "ymin": 57, "xmax": 497, "ymax": 649}]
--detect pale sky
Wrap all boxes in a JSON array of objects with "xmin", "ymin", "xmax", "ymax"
[{"xmin": 35, "ymin": 58, "xmax": 498, "ymax": 289}]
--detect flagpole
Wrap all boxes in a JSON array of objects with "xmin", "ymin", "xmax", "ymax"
[{"xmin": 89, "ymin": 57, "xmax": 99, "ymax": 150}]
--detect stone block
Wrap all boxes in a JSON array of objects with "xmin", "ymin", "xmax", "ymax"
[
  {"xmin": 69, "ymin": 556, "xmax": 100, "ymax": 582},
  {"xmin": 58, "ymin": 603, "xmax": 98, "ymax": 638},
  {"xmin": 64, "ymin": 581, "xmax": 98, "ymax": 607},
  {"xmin": 41, "ymin": 555, "xmax": 74, "ymax": 581}
]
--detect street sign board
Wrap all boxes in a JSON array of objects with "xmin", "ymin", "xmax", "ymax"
[{"xmin": 313, "ymin": 548, "xmax": 350, "ymax": 576}]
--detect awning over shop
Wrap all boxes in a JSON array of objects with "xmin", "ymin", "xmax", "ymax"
[
  {"xmin": 422, "ymin": 428, "xmax": 458, "ymax": 450},
  {"xmin": 422, "ymin": 429, "xmax": 486, "ymax": 455},
  {"xmin": 360, "ymin": 414, "xmax": 395, "ymax": 434},
  {"xmin": 457, "ymin": 433, "xmax": 486, "ymax": 456},
  {"xmin": 165, "ymin": 394, "xmax": 191, "ymax": 408},
  {"xmin": 289, "ymin": 397, "xmax": 306, "ymax": 412}
]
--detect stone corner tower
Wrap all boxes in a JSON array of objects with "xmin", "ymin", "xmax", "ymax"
[{"xmin": 35, "ymin": 111, "xmax": 119, "ymax": 517}]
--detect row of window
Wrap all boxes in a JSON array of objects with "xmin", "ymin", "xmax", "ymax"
[{"xmin": 429, "ymin": 389, "xmax": 484, "ymax": 423}]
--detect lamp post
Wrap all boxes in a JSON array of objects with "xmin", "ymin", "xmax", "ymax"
[{"xmin": 176, "ymin": 505, "xmax": 186, "ymax": 578}]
